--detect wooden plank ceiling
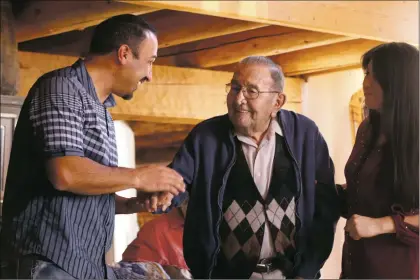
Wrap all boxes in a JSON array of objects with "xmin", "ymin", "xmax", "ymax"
[{"xmin": 12, "ymin": 0, "xmax": 417, "ymax": 164}]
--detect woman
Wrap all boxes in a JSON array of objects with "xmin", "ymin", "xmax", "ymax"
[{"xmin": 340, "ymin": 42, "xmax": 419, "ymax": 279}]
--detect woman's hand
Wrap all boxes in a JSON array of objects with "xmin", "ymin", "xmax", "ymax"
[{"xmin": 345, "ymin": 214, "xmax": 395, "ymax": 240}]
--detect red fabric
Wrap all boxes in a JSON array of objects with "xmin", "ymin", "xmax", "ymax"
[{"xmin": 122, "ymin": 209, "xmax": 188, "ymax": 270}]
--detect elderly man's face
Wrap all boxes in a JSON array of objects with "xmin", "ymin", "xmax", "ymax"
[{"xmin": 227, "ymin": 64, "xmax": 282, "ymax": 134}]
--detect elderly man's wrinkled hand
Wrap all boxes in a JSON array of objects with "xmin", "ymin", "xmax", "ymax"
[{"xmin": 146, "ymin": 192, "xmax": 174, "ymax": 212}]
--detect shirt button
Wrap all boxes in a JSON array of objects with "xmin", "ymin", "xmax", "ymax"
[{"xmin": 257, "ymin": 173, "xmax": 261, "ymax": 177}]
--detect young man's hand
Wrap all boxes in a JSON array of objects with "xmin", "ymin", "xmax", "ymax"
[{"xmin": 134, "ymin": 165, "xmax": 185, "ymax": 195}]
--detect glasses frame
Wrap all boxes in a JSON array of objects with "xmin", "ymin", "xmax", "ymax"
[{"xmin": 225, "ymin": 83, "xmax": 281, "ymax": 100}]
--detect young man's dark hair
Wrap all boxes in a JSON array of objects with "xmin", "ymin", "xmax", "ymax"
[{"xmin": 89, "ymin": 14, "xmax": 157, "ymax": 58}]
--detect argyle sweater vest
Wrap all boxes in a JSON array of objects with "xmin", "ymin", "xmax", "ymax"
[{"xmin": 212, "ymin": 135, "xmax": 298, "ymax": 279}]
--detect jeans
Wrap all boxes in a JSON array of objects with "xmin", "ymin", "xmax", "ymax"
[{"xmin": 0, "ymin": 255, "xmax": 170, "ymax": 279}]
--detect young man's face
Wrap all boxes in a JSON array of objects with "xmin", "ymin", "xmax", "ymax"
[{"xmin": 114, "ymin": 31, "xmax": 158, "ymax": 100}]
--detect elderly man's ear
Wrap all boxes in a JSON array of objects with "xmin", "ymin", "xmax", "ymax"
[
  {"xmin": 278, "ymin": 92, "xmax": 287, "ymax": 107},
  {"xmin": 271, "ymin": 93, "xmax": 287, "ymax": 117}
]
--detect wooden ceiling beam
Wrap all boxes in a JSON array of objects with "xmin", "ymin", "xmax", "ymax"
[
  {"xmin": 212, "ymin": 39, "xmax": 383, "ymax": 77},
  {"xmin": 129, "ymin": 121, "xmax": 193, "ymax": 157},
  {"xmin": 122, "ymin": 1, "xmax": 418, "ymax": 45},
  {"xmin": 127, "ymin": 121, "xmax": 195, "ymax": 137},
  {"xmin": 16, "ymin": 1, "xmax": 159, "ymax": 43},
  {"xmin": 145, "ymin": 10, "xmax": 267, "ymax": 48},
  {"xmin": 301, "ymin": 65, "xmax": 362, "ymax": 79},
  {"xmin": 18, "ymin": 9, "xmax": 266, "ymax": 55},
  {"xmin": 136, "ymin": 147, "xmax": 180, "ymax": 164},
  {"xmin": 270, "ymin": 39, "xmax": 383, "ymax": 77},
  {"xmin": 156, "ymin": 25, "xmax": 354, "ymax": 68},
  {"xmin": 19, "ymin": 51, "xmax": 304, "ymax": 123},
  {"xmin": 135, "ymin": 131, "xmax": 189, "ymax": 149}
]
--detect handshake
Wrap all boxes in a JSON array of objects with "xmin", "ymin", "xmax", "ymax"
[
  {"xmin": 123, "ymin": 164, "xmax": 186, "ymax": 214},
  {"xmin": 127, "ymin": 192, "xmax": 176, "ymax": 213}
]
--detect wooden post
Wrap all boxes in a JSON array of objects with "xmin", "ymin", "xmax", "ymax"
[
  {"xmin": 1, "ymin": 0, "xmax": 19, "ymax": 96},
  {"xmin": 0, "ymin": 0, "xmax": 23, "ymax": 217}
]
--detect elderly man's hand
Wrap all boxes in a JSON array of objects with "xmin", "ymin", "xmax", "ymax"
[
  {"xmin": 123, "ymin": 192, "xmax": 174, "ymax": 213},
  {"xmin": 147, "ymin": 192, "xmax": 174, "ymax": 212},
  {"xmin": 123, "ymin": 196, "xmax": 148, "ymax": 213}
]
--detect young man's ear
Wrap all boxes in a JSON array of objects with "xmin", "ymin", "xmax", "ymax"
[{"xmin": 117, "ymin": 44, "xmax": 131, "ymax": 65}]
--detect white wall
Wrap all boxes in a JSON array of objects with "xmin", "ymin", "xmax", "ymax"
[
  {"xmin": 113, "ymin": 121, "xmax": 139, "ymax": 263},
  {"xmin": 302, "ymin": 68, "xmax": 365, "ymax": 279}
]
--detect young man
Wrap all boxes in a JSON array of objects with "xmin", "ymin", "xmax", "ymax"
[{"xmin": 0, "ymin": 15, "xmax": 184, "ymax": 279}]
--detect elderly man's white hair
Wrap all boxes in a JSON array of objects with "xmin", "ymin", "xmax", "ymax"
[{"xmin": 238, "ymin": 56, "xmax": 285, "ymax": 93}]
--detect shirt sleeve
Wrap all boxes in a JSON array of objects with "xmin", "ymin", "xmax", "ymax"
[
  {"xmin": 294, "ymin": 128, "xmax": 340, "ymax": 279},
  {"xmin": 391, "ymin": 204, "xmax": 419, "ymax": 246},
  {"xmin": 28, "ymin": 76, "xmax": 85, "ymax": 158},
  {"xmin": 336, "ymin": 184, "xmax": 349, "ymax": 219}
]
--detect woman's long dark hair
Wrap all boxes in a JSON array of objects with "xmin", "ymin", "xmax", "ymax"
[{"xmin": 362, "ymin": 42, "xmax": 419, "ymax": 211}]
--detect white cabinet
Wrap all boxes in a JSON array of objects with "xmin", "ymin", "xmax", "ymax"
[{"xmin": 0, "ymin": 95, "xmax": 23, "ymax": 217}]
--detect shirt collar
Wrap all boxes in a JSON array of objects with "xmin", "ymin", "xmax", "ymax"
[
  {"xmin": 271, "ymin": 118, "xmax": 283, "ymax": 136},
  {"xmin": 233, "ymin": 118, "xmax": 283, "ymax": 138},
  {"xmin": 72, "ymin": 59, "xmax": 116, "ymax": 108},
  {"xmin": 103, "ymin": 94, "xmax": 117, "ymax": 108}
]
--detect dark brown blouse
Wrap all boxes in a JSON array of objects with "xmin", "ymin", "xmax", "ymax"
[{"xmin": 341, "ymin": 119, "xmax": 419, "ymax": 279}]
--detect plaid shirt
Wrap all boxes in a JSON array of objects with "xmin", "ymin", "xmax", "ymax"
[{"xmin": 0, "ymin": 59, "xmax": 118, "ymax": 279}]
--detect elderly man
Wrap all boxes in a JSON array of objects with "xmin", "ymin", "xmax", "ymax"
[{"xmin": 169, "ymin": 56, "xmax": 339, "ymax": 279}]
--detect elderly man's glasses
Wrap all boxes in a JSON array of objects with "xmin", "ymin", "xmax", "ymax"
[{"xmin": 225, "ymin": 83, "xmax": 280, "ymax": 100}]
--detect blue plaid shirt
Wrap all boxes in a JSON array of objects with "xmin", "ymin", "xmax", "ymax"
[{"xmin": 1, "ymin": 59, "xmax": 118, "ymax": 279}]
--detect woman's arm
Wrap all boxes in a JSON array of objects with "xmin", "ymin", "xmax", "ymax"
[
  {"xmin": 375, "ymin": 215, "xmax": 418, "ymax": 233},
  {"xmin": 345, "ymin": 213, "xmax": 418, "ymax": 246},
  {"xmin": 405, "ymin": 215, "xmax": 419, "ymax": 227}
]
